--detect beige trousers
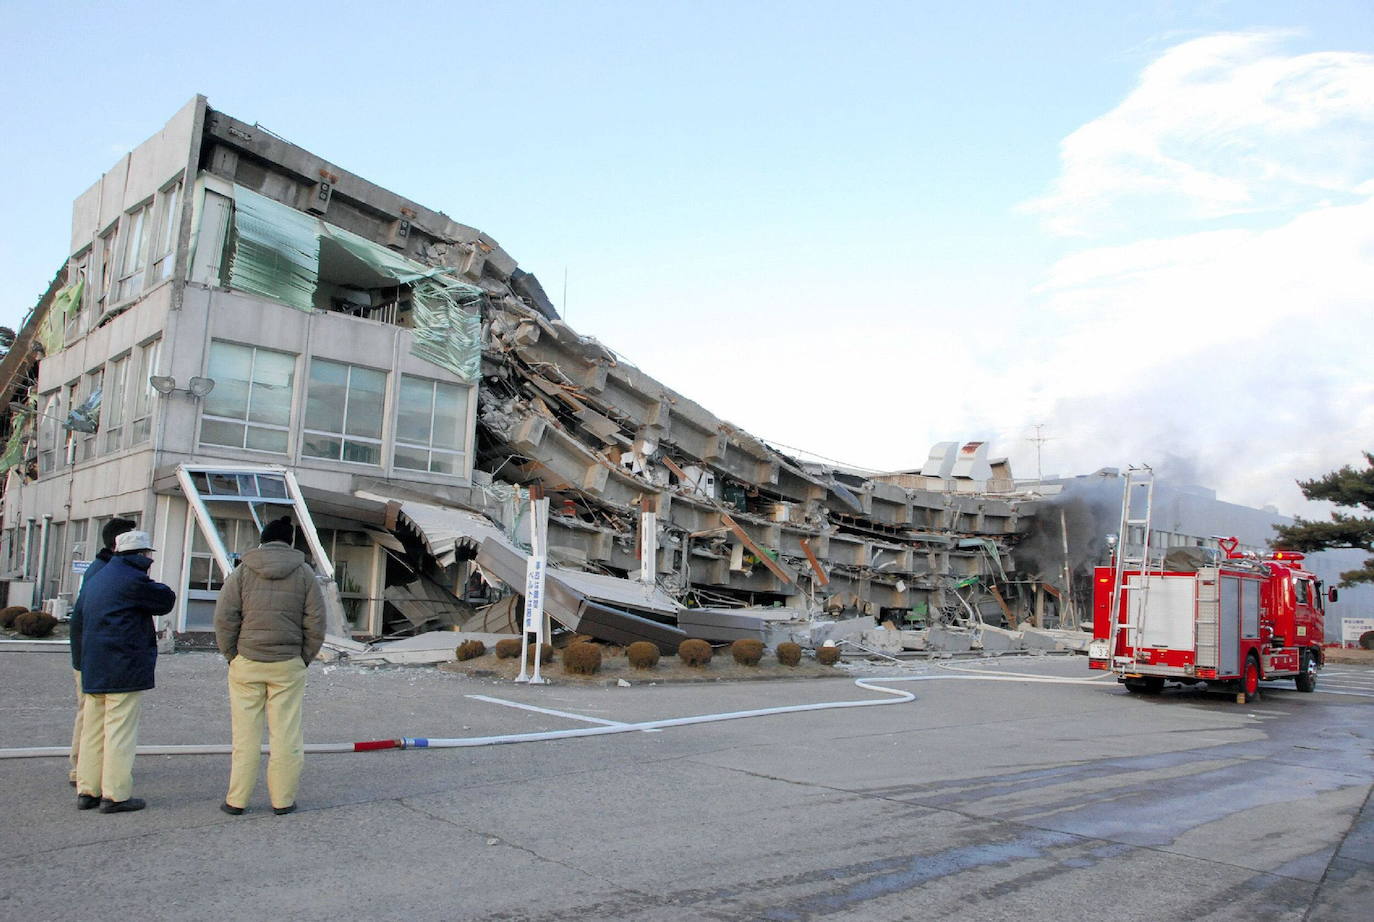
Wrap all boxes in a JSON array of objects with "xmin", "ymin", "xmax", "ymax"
[
  {"xmin": 76, "ymin": 690, "xmax": 144, "ymax": 802},
  {"xmin": 69, "ymin": 669, "xmax": 83, "ymax": 783},
  {"xmin": 226, "ymin": 655, "xmax": 307, "ymax": 810}
]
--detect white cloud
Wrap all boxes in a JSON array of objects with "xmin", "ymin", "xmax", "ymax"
[
  {"xmin": 991, "ymin": 194, "xmax": 1374, "ymax": 515},
  {"xmin": 1024, "ymin": 32, "xmax": 1374, "ymax": 236},
  {"xmin": 999, "ymin": 31, "xmax": 1374, "ymax": 513}
]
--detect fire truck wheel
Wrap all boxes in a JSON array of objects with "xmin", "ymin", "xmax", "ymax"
[
  {"xmin": 1241, "ymin": 655, "xmax": 1261, "ymax": 702},
  {"xmin": 1295, "ymin": 650, "xmax": 1317, "ymax": 693}
]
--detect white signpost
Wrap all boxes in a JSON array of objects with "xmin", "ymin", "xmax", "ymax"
[
  {"xmin": 516, "ymin": 491, "xmax": 550, "ymax": 684},
  {"xmin": 1341, "ymin": 617, "xmax": 1374, "ymax": 646}
]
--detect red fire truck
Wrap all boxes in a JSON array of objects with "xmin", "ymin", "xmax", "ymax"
[{"xmin": 1089, "ymin": 538, "xmax": 1329, "ymax": 701}]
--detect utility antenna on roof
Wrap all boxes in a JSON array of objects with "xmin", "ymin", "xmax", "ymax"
[{"xmin": 1026, "ymin": 423, "xmax": 1057, "ymax": 487}]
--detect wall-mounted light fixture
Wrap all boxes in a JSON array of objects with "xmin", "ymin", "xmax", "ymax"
[{"xmin": 150, "ymin": 375, "xmax": 216, "ymax": 399}]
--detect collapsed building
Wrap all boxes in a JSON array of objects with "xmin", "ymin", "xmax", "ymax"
[{"xmin": 0, "ymin": 97, "xmax": 1070, "ymax": 656}]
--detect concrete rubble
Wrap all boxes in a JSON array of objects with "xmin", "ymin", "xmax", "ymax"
[{"xmin": 0, "ymin": 97, "xmax": 1094, "ymax": 661}]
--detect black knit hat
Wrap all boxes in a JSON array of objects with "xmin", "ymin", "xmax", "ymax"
[
  {"xmin": 260, "ymin": 517, "xmax": 294, "ymax": 545},
  {"xmin": 101, "ymin": 517, "xmax": 137, "ymax": 551}
]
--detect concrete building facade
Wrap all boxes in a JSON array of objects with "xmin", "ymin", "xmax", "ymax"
[{"xmin": 2, "ymin": 97, "xmax": 1042, "ymax": 649}]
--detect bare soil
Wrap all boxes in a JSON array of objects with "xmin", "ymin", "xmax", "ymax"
[{"xmin": 439, "ymin": 649, "xmax": 842, "ymax": 685}]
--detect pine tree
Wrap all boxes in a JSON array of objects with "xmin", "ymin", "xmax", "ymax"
[{"xmin": 1272, "ymin": 452, "xmax": 1374, "ymax": 586}]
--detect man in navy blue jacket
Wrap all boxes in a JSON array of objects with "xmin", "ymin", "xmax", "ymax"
[
  {"xmin": 66, "ymin": 518, "xmax": 136, "ymax": 787},
  {"xmin": 75, "ymin": 530, "xmax": 176, "ymax": 813}
]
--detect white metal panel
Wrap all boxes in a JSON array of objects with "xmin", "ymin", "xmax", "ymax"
[
  {"xmin": 1220, "ymin": 577, "xmax": 1239, "ymax": 674},
  {"xmin": 1241, "ymin": 578, "xmax": 1260, "ymax": 638},
  {"xmin": 1128, "ymin": 574, "xmax": 1195, "ymax": 651}
]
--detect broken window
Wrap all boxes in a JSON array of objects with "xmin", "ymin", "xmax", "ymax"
[
  {"xmin": 115, "ymin": 205, "xmax": 149, "ymax": 301},
  {"xmin": 64, "ymin": 257, "xmax": 90, "ymax": 342},
  {"xmin": 77, "ymin": 369, "xmax": 102, "ymax": 462},
  {"xmin": 102, "ymin": 354, "xmax": 128, "ymax": 454},
  {"xmin": 223, "ymin": 185, "xmax": 483, "ymax": 382},
  {"xmin": 302, "ymin": 359, "xmax": 385, "ymax": 465},
  {"xmin": 189, "ymin": 516, "xmax": 257, "ymax": 591},
  {"xmin": 63, "ymin": 381, "xmax": 80, "ymax": 465},
  {"xmin": 149, "ymin": 181, "xmax": 181, "ymax": 283},
  {"xmin": 316, "ymin": 527, "xmax": 377, "ymax": 631},
  {"xmin": 394, "ymin": 374, "xmax": 468, "ymax": 475},
  {"xmin": 97, "ymin": 224, "xmax": 118, "ymax": 316},
  {"xmin": 130, "ymin": 339, "xmax": 161, "ymax": 445},
  {"xmin": 37, "ymin": 391, "xmax": 62, "ymax": 474},
  {"xmin": 201, "ymin": 340, "xmax": 296, "ymax": 453}
]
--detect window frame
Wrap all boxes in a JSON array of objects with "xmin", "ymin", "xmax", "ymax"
[
  {"xmin": 392, "ymin": 374, "xmax": 470, "ymax": 476},
  {"xmin": 130, "ymin": 339, "xmax": 161, "ymax": 445},
  {"xmin": 102, "ymin": 353, "xmax": 130, "ymax": 454},
  {"xmin": 149, "ymin": 180, "xmax": 183, "ymax": 284},
  {"xmin": 199, "ymin": 341, "xmax": 297, "ymax": 455},
  {"xmin": 115, "ymin": 203, "xmax": 152, "ymax": 302},
  {"xmin": 301, "ymin": 358, "xmax": 387, "ymax": 466}
]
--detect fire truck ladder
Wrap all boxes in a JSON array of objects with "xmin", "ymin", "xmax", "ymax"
[{"xmin": 1108, "ymin": 465, "xmax": 1155, "ymax": 668}]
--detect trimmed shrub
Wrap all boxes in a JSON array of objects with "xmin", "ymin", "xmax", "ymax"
[
  {"xmin": 562, "ymin": 641, "xmax": 602, "ymax": 675},
  {"xmin": 626, "ymin": 641, "xmax": 660, "ymax": 669},
  {"xmin": 570, "ymin": 634, "xmax": 595, "ymax": 647},
  {"xmin": 14, "ymin": 611, "xmax": 57, "ymax": 638},
  {"xmin": 0, "ymin": 605, "xmax": 26, "ymax": 629},
  {"xmin": 815, "ymin": 645, "xmax": 841, "ymax": 666},
  {"xmin": 525, "ymin": 642, "xmax": 554, "ymax": 665},
  {"xmin": 731, "ymin": 638, "xmax": 765, "ymax": 666},
  {"xmin": 494, "ymin": 638, "xmax": 523, "ymax": 659},
  {"xmin": 678, "ymin": 638, "xmax": 712, "ymax": 667},
  {"xmin": 776, "ymin": 642, "xmax": 802, "ymax": 667},
  {"xmin": 455, "ymin": 639, "xmax": 486, "ymax": 661}
]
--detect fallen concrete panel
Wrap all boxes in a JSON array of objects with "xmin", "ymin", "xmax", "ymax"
[
  {"xmin": 476, "ymin": 536, "xmax": 587, "ymax": 630},
  {"xmin": 349, "ymin": 631, "xmax": 516, "ymax": 665},
  {"xmin": 578, "ymin": 600, "xmax": 686, "ymax": 653},
  {"xmin": 926, "ymin": 624, "xmax": 974, "ymax": 653},
  {"xmin": 978, "ymin": 625, "xmax": 1026, "ymax": 653},
  {"xmin": 857, "ymin": 629, "xmax": 905, "ymax": 653},
  {"xmin": 388, "ymin": 499, "xmax": 520, "ymax": 567},
  {"xmin": 677, "ymin": 608, "xmax": 766, "ymax": 643},
  {"xmin": 899, "ymin": 630, "xmax": 927, "ymax": 650}
]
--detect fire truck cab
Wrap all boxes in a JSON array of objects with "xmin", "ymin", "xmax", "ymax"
[{"xmin": 1089, "ymin": 545, "xmax": 1327, "ymax": 701}]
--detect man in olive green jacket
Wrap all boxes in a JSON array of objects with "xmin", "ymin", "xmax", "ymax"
[{"xmin": 213, "ymin": 517, "xmax": 325, "ymax": 816}]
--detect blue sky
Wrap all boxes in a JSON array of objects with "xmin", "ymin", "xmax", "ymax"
[{"xmin": 2, "ymin": 1, "xmax": 1371, "ymax": 514}]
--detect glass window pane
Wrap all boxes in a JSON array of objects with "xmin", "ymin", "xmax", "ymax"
[
  {"xmin": 344, "ymin": 367, "xmax": 386, "ymax": 440},
  {"xmin": 342, "ymin": 439, "xmax": 380, "ymax": 465},
  {"xmin": 303, "ymin": 432, "xmax": 343, "ymax": 460},
  {"xmin": 431, "ymin": 383, "xmax": 467, "ymax": 451},
  {"xmin": 245, "ymin": 426, "xmax": 287, "ymax": 453},
  {"xmin": 306, "ymin": 360, "xmax": 347, "ymax": 434},
  {"xmin": 208, "ymin": 473, "xmax": 240, "ymax": 495},
  {"xmin": 201, "ymin": 418, "xmax": 245, "ymax": 448},
  {"xmin": 189, "ymin": 555, "xmax": 211, "ymax": 589},
  {"xmin": 430, "ymin": 450, "xmax": 459, "ymax": 475},
  {"xmin": 255, "ymin": 475, "xmax": 287, "ymax": 499},
  {"xmin": 396, "ymin": 376, "xmax": 432, "ymax": 445},
  {"xmin": 105, "ymin": 358, "xmax": 127, "ymax": 427},
  {"xmin": 394, "ymin": 444, "xmax": 428, "ymax": 471},
  {"xmin": 249, "ymin": 350, "xmax": 294, "ymax": 426},
  {"xmin": 206, "ymin": 343, "xmax": 251, "ymax": 419}
]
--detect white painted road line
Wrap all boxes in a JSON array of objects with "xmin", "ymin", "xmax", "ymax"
[{"xmin": 466, "ymin": 694, "xmax": 632, "ymax": 726}]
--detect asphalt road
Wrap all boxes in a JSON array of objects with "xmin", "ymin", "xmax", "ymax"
[{"xmin": 1, "ymin": 650, "xmax": 1370, "ymax": 921}]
